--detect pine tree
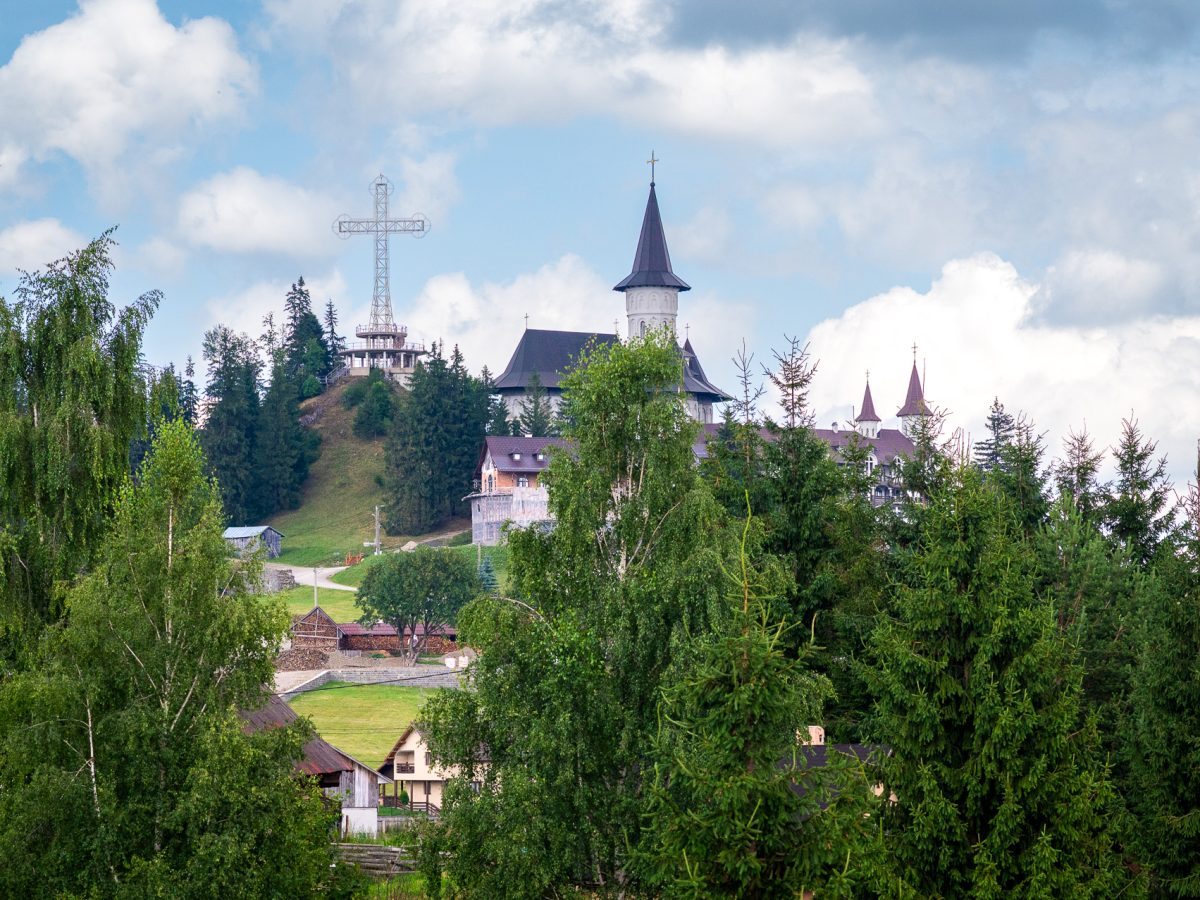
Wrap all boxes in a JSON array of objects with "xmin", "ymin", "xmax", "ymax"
[
  {"xmin": 1053, "ymin": 427, "xmax": 1106, "ymax": 523},
  {"xmin": 973, "ymin": 396, "xmax": 1015, "ymax": 472},
  {"xmin": 867, "ymin": 466, "xmax": 1130, "ymax": 897},
  {"xmin": 480, "ymin": 365, "xmax": 513, "ymax": 436},
  {"xmin": 477, "ymin": 554, "xmax": 499, "ymax": 595},
  {"xmin": 282, "ymin": 277, "xmax": 330, "ymax": 397},
  {"xmin": 0, "ymin": 231, "xmax": 159, "ymax": 649},
  {"xmin": 200, "ymin": 325, "xmax": 261, "ymax": 523},
  {"xmin": 323, "ymin": 298, "xmax": 345, "ymax": 360},
  {"xmin": 1104, "ymin": 416, "xmax": 1171, "ymax": 567},
  {"xmin": 518, "ymin": 370, "xmax": 554, "ymax": 436}
]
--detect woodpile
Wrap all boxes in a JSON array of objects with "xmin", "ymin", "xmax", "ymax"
[
  {"xmin": 275, "ymin": 648, "xmax": 329, "ymax": 671},
  {"xmin": 424, "ymin": 636, "xmax": 459, "ymax": 656}
]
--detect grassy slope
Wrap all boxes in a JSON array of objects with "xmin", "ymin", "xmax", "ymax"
[
  {"xmin": 288, "ymin": 682, "xmax": 438, "ymax": 766},
  {"xmin": 266, "ymin": 381, "xmax": 398, "ymax": 567},
  {"xmin": 276, "ymin": 585, "xmax": 360, "ymax": 622}
]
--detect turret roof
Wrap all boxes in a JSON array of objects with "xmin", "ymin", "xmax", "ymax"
[
  {"xmin": 857, "ymin": 380, "xmax": 880, "ymax": 422},
  {"xmin": 613, "ymin": 183, "xmax": 691, "ymax": 293},
  {"xmin": 896, "ymin": 362, "xmax": 928, "ymax": 417}
]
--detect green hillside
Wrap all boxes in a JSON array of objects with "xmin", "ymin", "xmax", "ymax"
[{"xmin": 266, "ymin": 380, "xmax": 406, "ymax": 566}]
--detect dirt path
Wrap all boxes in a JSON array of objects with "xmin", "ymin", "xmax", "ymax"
[{"xmin": 265, "ymin": 563, "xmax": 357, "ymax": 592}]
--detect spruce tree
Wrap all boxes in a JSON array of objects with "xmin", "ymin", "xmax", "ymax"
[
  {"xmin": 1053, "ymin": 427, "xmax": 1106, "ymax": 523},
  {"xmin": 323, "ymin": 298, "xmax": 345, "ymax": 360},
  {"xmin": 518, "ymin": 370, "xmax": 554, "ymax": 436},
  {"xmin": 991, "ymin": 418, "xmax": 1050, "ymax": 536},
  {"xmin": 480, "ymin": 365, "xmax": 513, "ymax": 436},
  {"xmin": 282, "ymin": 277, "xmax": 330, "ymax": 396},
  {"xmin": 867, "ymin": 466, "xmax": 1129, "ymax": 897},
  {"xmin": 385, "ymin": 342, "xmax": 451, "ymax": 534},
  {"xmin": 1129, "ymin": 488, "xmax": 1200, "ymax": 897},
  {"xmin": 254, "ymin": 360, "xmax": 314, "ymax": 517},
  {"xmin": 200, "ymin": 325, "xmax": 261, "ymax": 523},
  {"xmin": 180, "ymin": 355, "xmax": 199, "ymax": 426},
  {"xmin": 477, "ymin": 554, "xmax": 499, "ymax": 595},
  {"xmin": 973, "ymin": 396, "xmax": 1016, "ymax": 472},
  {"xmin": 1104, "ymin": 417, "xmax": 1171, "ymax": 567}
]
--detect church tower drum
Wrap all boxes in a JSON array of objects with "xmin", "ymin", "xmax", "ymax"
[{"xmin": 613, "ymin": 179, "xmax": 690, "ymax": 339}]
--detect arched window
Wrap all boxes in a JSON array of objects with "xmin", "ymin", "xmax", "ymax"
[{"xmin": 640, "ymin": 320, "xmax": 646, "ymax": 337}]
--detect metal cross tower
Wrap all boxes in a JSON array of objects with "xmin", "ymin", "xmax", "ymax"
[{"xmin": 333, "ymin": 175, "xmax": 428, "ymax": 330}]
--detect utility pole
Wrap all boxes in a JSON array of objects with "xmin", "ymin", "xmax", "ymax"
[
  {"xmin": 374, "ymin": 505, "xmax": 382, "ymax": 555},
  {"xmin": 313, "ymin": 566, "xmax": 319, "ymax": 609}
]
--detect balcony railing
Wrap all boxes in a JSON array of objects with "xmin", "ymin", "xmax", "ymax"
[{"xmin": 394, "ymin": 762, "xmax": 415, "ymax": 774}]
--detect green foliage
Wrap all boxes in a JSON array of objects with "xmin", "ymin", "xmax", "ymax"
[
  {"xmin": 354, "ymin": 377, "xmax": 397, "ymax": 438},
  {"xmin": 356, "ymin": 547, "xmax": 480, "ymax": 662},
  {"xmin": 1104, "ymin": 416, "xmax": 1171, "ymax": 567},
  {"xmin": 200, "ymin": 324, "xmax": 262, "ymax": 522},
  {"xmin": 383, "ymin": 342, "xmax": 489, "ymax": 534},
  {"xmin": 517, "ymin": 369, "xmax": 555, "ymax": 436},
  {"xmin": 0, "ymin": 420, "xmax": 339, "ymax": 896},
  {"xmin": 1053, "ymin": 428, "xmax": 1106, "ymax": 523},
  {"xmin": 866, "ymin": 466, "xmax": 1132, "ymax": 897},
  {"xmin": 342, "ymin": 368, "xmax": 387, "ymax": 409},
  {"xmin": 420, "ymin": 330, "xmax": 733, "ymax": 896},
  {"xmin": 989, "ymin": 418, "xmax": 1050, "ymax": 536},
  {"xmin": 283, "ymin": 276, "xmax": 332, "ymax": 392},
  {"xmin": 478, "ymin": 554, "xmax": 499, "ymax": 594},
  {"xmin": 255, "ymin": 359, "xmax": 318, "ymax": 515},
  {"xmin": 0, "ymin": 230, "xmax": 159, "ymax": 651},
  {"xmin": 1128, "ymin": 491, "xmax": 1200, "ymax": 897},
  {"xmin": 973, "ymin": 396, "xmax": 1016, "ymax": 472},
  {"xmin": 641, "ymin": 524, "xmax": 886, "ymax": 898}
]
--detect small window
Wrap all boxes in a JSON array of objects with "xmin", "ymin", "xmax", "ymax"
[
  {"xmin": 517, "ymin": 476, "xmax": 529, "ymax": 488},
  {"xmin": 425, "ymin": 752, "xmax": 432, "ymax": 766},
  {"xmin": 640, "ymin": 320, "xmax": 646, "ymax": 337},
  {"xmin": 536, "ymin": 452, "xmax": 544, "ymax": 461},
  {"xmin": 512, "ymin": 452, "xmax": 521, "ymax": 461}
]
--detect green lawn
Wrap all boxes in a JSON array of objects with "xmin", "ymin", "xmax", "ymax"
[
  {"xmin": 288, "ymin": 682, "xmax": 437, "ymax": 766},
  {"xmin": 276, "ymin": 585, "xmax": 360, "ymax": 622}
]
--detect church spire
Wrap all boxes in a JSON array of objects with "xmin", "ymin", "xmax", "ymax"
[
  {"xmin": 856, "ymin": 373, "xmax": 880, "ymax": 439},
  {"xmin": 896, "ymin": 361, "xmax": 927, "ymax": 418},
  {"xmin": 613, "ymin": 181, "xmax": 691, "ymax": 293}
]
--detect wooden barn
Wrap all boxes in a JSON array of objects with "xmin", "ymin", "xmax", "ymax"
[
  {"xmin": 243, "ymin": 694, "xmax": 391, "ymax": 836},
  {"xmin": 291, "ymin": 607, "xmax": 457, "ymax": 654},
  {"xmin": 223, "ymin": 525, "xmax": 284, "ymax": 559}
]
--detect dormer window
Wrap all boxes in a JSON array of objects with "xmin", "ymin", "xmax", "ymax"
[
  {"xmin": 512, "ymin": 452, "xmax": 521, "ymax": 461},
  {"xmin": 535, "ymin": 452, "xmax": 545, "ymax": 461}
]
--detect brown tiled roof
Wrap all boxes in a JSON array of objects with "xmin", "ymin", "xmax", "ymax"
[{"xmin": 482, "ymin": 436, "xmax": 568, "ymax": 474}]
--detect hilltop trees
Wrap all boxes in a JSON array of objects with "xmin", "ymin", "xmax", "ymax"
[
  {"xmin": 0, "ymin": 231, "xmax": 159, "ymax": 653},
  {"xmin": 200, "ymin": 325, "xmax": 262, "ymax": 522}
]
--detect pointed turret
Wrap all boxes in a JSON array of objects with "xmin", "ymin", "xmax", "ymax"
[
  {"xmin": 896, "ymin": 362, "xmax": 926, "ymax": 417},
  {"xmin": 856, "ymin": 377, "xmax": 880, "ymax": 439},
  {"xmin": 614, "ymin": 183, "xmax": 691, "ymax": 293}
]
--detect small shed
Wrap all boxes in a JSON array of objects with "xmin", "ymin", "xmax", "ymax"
[
  {"xmin": 243, "ymin": 694, "xmax": 392, "ymax": 836},
  {"xmin": 223, "ymin": 525, "xmax": 284, "ymax": 559}
]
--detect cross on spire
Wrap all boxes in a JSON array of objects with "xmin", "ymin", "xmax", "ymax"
[
  {"xmin": 912, "ymin": 342, "xmax": 918, "ymax": 362},
  {"xmin": 647, "ymin": 151, "xmax": 658, "ymax": 184},
  {"xmin": 334, "ymin": 175, "xmax": 428, "ymax": 332},
  {"xmin": 524, "ymin": 313, "xmax": 529, "ymax": 330}
]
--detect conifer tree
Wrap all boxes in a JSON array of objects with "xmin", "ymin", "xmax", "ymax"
[
  {"xmin": 973, "ymin": 396, "xmax": 1015, "ymax": 472},
  {"xmin": 200, "ymin": 325, "xmax": 261, "ymax": 523},
  {"xmin": 180, "ymin": 355, "xmax": 199, "ymax": 426},
  {"xmin": 254, "ymin": 360, "xmax": 314, "ymax": 516},
  {"xmin": 0, "ymin": 231, "xmax": 159, "ymax": 648},
  {"xmin": 1104, "ymin": 416, "xmax": 1171, "ymax": 567},
  {"xmin": 867, "ymin": 466, "xmax": 1130, "ymax": 897},
  {"xmin": 991, "ymin": 418, "xmax": 1050, "ymax": 535},
  {"xmin": 1129, "ymin": 476, "xmax": 1200, "ymax": 896},
  {"xmin": 1053, "ymin": 427, "xmax": 1106, "ymax": 523},
  {"xmin": 518, "ymin": 370, "xmax": 554, "ymax": 436},
  {"xmin": 480, "ymin": 365, "xmax": 513, "ymax": 436},
  {"xmin": 282, "ymin": 277, "xmax": 330, "ymax": 397},
  {"xmin": 477, "ymin": 554, "xmax": 499, "ymax": 595},
  {"xmin": 323, "ymin": 298, "xmax": 345, "ymax": 359}
]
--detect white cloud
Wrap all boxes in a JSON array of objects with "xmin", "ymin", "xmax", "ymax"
[
  {"xmin": 136, "ymin": 237, "xmax": 188, "ymax": 276},
  {"xmin": 0, "ymin": 218, "xmax": 86, "ymax": 274},
  {"xmin": 670, "ymin": 206, "xmax": 733, "ymax": 263},
  {"xmin": 394, "ymin": 152, "xmax": 461, "ymax": 226},
  {"xmin": 265, "ymin": 1, "xmax": 878, "ymax": 148},
  {"xmin": 1036, "ymin": 248, "xmax": 1167, "ymax": 323},
  {"xmin": 206, "ymin": 270, "xmax": 348, "ymax": 342},
  {"xmin": 806, "ymin": 253, "xmax": 1200, "ymax": 485},
  {"xmin": 179, "ymin": 167, "xmax": 339, "ymax": 257},
  {"xmin": 0, "ymin": 0, "xmax": 255, "ymax": 191}
]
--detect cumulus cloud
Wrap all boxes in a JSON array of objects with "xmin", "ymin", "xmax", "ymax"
[
  {"xmin": 0, "ymin": 0, "xmax": 255, "ymax": 192},
  {"xmin": 0, "ymin": 218, "xmax": 87, "ymax": 275},
  {"xmin": 179, "ymin": 167, "xmax": 339, "ymax": 257},
  {"xmin": 805, "ymin": 253, "xmax": 1200, "ymax": 484},
  {"xmin": 265, "ymin": 0, "xmax": 878, "ymax": 149}
]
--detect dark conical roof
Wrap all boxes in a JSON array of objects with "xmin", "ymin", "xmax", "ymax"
[
  {"xmin": 857, "ymin": 380, "xmax": 880, "ymax": 422},
  {"xmin": 613, "ymin": 183, "xmax": 691, "ymax": 293},
  {"xmin": 896, "ymin": 362, "xmax": 928, "ymax": 417}
]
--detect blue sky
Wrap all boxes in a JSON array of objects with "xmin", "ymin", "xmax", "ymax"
[{"xmin": 3, "ymin": 0, "xmax": 1200, "ymax": 483}]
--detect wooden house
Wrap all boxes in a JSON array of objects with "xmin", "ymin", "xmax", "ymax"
[
  {"xmin": 379, "ymin": 723, "xmax": 473, "ymax": 815},
  {"xmin": 243, "ymin": 694, "xmax": 392, "ymax": 836},
  {"xmin": 223, "ymin": 525, "xmax": 284, "ymax": 559}
]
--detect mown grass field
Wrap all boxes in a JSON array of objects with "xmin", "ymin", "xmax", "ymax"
[
  {"xmin": 275, "ymin": 585, "xmax": 361, "ymax": 622},
  {"xmin": 287, "ymin": 682, "xmax": 438, "ymax": 766}
]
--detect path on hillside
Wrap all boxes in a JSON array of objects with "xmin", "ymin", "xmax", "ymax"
[{"xmin": 266, "ymin": 563, "xmax": 356, "ymax": 592}]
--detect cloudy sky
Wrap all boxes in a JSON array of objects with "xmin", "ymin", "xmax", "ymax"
[{"xmin": 3, "ymin": 0, "xmax": 1200, "ymax": 483}]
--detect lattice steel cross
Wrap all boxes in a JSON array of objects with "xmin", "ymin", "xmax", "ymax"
[{"xmin": 334, "ymin": 175, "xmax": 428, "ymax": 330}]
